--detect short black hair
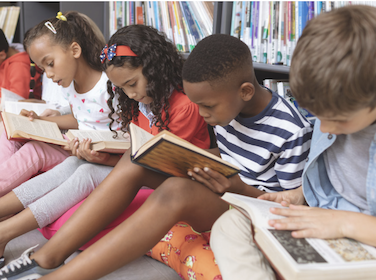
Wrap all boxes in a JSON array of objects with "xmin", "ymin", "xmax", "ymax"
[
  {"xmin": 182, "ymin": 34, "xmax": 253, "ymax": 83},
  {"xmin": 0, "ymin": 29, "xmax": 9, "ymax": 52}
]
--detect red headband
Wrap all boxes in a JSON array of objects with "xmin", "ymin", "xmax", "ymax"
[{"xmin": 100, "ymin": 44, "xmax": 138, "ymax": 63}]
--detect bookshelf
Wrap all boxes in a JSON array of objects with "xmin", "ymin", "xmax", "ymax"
[
  {"xmin": 9, "ymin": 2, "xmax": 108, "ymax": 44},
  {"xmin": 9, "ymin": 1, "xmax": 289, "ymax": 84},
  {"xmin": 213, "ymin": 1, "xmax": 289, "ymax": 84}
]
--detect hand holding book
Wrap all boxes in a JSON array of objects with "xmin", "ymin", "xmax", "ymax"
[{"xmin": 268, "ymin": 205, "xmax": 350, "ymax": 240}]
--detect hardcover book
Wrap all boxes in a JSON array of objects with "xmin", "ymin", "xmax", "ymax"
[
  {"xmin": 221, "ymin": 192, "xmax": 376, "ymax": 280},
  {"xmin": 129, "ymin": 123, "xmax": 240, "ymax": 178}
]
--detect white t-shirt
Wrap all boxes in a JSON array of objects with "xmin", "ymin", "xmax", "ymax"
[
  {"xmin": 41, "ymin": 73, "xmax": 70, "ymax": 112},
  {"xmin": 61, "ymin": 72, "xmax": 121, "ymax": 131}
]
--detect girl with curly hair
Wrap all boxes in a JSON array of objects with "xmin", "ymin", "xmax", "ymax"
[{"xmin": 0, "ymin": 25, "xmax": 216, "ymax": 279}]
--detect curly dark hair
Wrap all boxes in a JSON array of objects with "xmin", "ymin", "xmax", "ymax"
[
  {"xmin": 182, "ymin": 34, "xmax": 252, "ymax": 84},
  {"xmin": 23, "ymin": 11, "xmax": 105, "ymax": 72},
  {"xmin": 103, "ymin": 25, "xmax": 184, "ymax": 133}
]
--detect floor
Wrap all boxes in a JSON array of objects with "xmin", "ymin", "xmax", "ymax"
[{"xmin": 4, "ymin": 229, "xmax": 181, "ymax": 280}]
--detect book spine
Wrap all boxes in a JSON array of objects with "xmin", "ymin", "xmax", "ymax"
[
  {"xmin": 255, "ymin": 1, "xmax": 262, "ymax": 62},
  {"xmin": 181, "ymin": 1, "xmax": 200, "ymax": 42},
  {"xmin": 186, "ymin": 1, "xmax": 204, "ymax": 40}
]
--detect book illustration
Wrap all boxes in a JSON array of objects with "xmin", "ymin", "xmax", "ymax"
[
  {"xmin": 269, "ymin": 230, "xmax": 327, "ymax": 264},
  {"xmin": 326, "ymin": 238, "xmax": 376, "ymax": 262}
]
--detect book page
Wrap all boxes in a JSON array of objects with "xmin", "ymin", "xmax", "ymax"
[
  {"xmin": 129, "ymin": 123, "xmax": 154, "ymax": 156},
  {"xmin": 4, "ymin": 101, "xmax": 55, "ymax": 115},
  {"xmin": 1, "ymin": 88, "xmax": 24, "ymax": 110},
  {"xmin": 7, "ymin": 113, "xmax": 64, "ymax": 141},
  {"xmin": 221, "ymin": 193, "xmax": 286, "ymax": 228},
  {"xmin": 67, "ymin": 130, "xmax": 130, "ymax": 143}
]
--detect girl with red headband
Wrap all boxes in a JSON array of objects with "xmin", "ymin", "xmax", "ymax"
[{"xmin": 0, "ymin": 24, "xmax": 216, "ymax": 279}]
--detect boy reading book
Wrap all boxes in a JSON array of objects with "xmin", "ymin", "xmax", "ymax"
[
  {"xmin": 210, "ymin": 5, "xmax": 376, "ymax": 280},
  {"xmin": 24, "ymin": 34, "xmax": 312, "ymax": 280}
]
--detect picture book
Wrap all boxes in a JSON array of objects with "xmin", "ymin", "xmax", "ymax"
[
  {"xmin": 221, "ymin": 192, "xmax": 376, "ymax": 280},
  {"xmin": 129, "ymin": 123, "xmax": 240, "ymax": 178},
  {"xmin": 1, "ymin": 111, "xmax": 67, "ymax": 146},
  {"xmin": 65, "ymin": 129, "xmax": 130, "ymax": 154}
]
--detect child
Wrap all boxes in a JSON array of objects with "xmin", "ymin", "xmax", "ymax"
[
  {"xmin": 210, "ymin": 5, "xmax": 376, "ymax": 280},
  {"xmin": 0, "ymin": 34, "xmax": 312, "ymax": 280},
  {"xmin": 0, "ymin": 11, "xmax": 113, "ymax": 196},
  {"xmin": 0, "ymin": 23, "xmax": 210, "ymax": 276},
  {"xmin": 0, "ymin": 29, "xmax": 42, "ymax": 99}
]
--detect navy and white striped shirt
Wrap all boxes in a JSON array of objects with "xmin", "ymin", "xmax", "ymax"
[{"xmin": 214, "ymin": 91, "xmax": 313, "ymax": 193}]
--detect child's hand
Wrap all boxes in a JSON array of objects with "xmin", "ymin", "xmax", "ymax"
[
  {"xmin": 268, "ymin": 205, "xmax": 348, "ymax": 239},
  {"xmin": 187, "ymin": 167, "xmax": 242, "ymax": 194},
  {"xmin": 40, "ymin": 109, "xmax": 62, "ymax": 117},
  {"xmin": 76, "ymin": 138, "xmax": 111, "ymax": 164},
  {"xmin": 258, "ymin": 186, "xmax": 305, "ymax": 207},
  {"xmin": 63, "ymin": 137, "xmax": 80, "ymax": 156},
  {"xmin": 19, "ymin": 109, "xmax": 40, "ymax": 121}
]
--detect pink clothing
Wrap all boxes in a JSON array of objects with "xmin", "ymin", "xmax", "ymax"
[
  {"xmin": 0, "ymin": 130, "xmax": 69, "ymax": 196},
  {"xmin": 39, "ymin": 188, "xmax": 154, "ymax": 250}
]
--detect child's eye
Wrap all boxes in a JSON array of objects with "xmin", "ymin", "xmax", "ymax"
[
  {"xmin": 48, "ymin": 62, "xmax": 54, "ymax": 67},
  {"xmin": 204, "ymin": 105, "xmax": 213, "ymax": 109},
  {"xmin": 129, "ymin": 82, "xmax": 136, "ymax": 87}
]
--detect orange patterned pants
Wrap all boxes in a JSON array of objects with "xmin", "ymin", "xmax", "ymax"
[{"xmin": 146, "ymin": 222, "xmax": 222, "ymax": 280}]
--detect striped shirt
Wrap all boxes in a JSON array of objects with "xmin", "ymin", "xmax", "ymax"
[{"xmin": 214, "ymin": 91, "xmax": 313, "ymax": 192}]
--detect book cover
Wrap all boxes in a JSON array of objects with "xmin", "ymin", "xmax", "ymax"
[
  {"xmin": 129, "ymin": 123, "xmax": 240, "ymax": 179},
  {"xmin": 221, "ymin": 192, "xmax": 376, "ymax": 280}
]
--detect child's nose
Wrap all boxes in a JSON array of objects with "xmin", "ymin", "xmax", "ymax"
[
  {"xmin": 45, "ymin": 69, "xmax": 54, "ymax": 80},
  {"xmin": 127, "ymin": 92, "xmax": 137, "ymax": 99}
]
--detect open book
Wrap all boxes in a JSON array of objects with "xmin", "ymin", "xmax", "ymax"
[
  {"xmin": 65, "ymin": 129, "xmax": 130, "ymax": 154},
  {"xmin": 129, "ymin": 122, "xmax": 240, "ymax": 178},
  {"xmin": 2, "ymin": 112, "xmax": 130, "ymax": 153},
  {"xmin": 1, "ymin": 88, "xmax": 54, "ymax": 115},
  {"xmin": 1, "ymin": 111, "xmax": 67, "ymax": 146},
  {"xmin": 221, "ymin": 193, "xmax": 376, "ymax": 280}
]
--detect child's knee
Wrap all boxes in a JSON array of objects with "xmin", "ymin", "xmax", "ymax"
[
  {"xmin": 211, "ymin": 209, "xmax": 249, "ymax": 243},
  {"xmin": 152, "ymin": 178, "xmax": 195, "ymax": 210}
]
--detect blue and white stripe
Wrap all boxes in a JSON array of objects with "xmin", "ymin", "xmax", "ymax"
[{"xmin": 214, "ymin": 91, "xmax": 313, "ymax": 193}]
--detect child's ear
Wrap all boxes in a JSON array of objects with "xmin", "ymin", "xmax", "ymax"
[
  {"xmin": 70, "ymin": 42, "xmax": 82, "ymax": 59},
  {"xmin": 239, "ymin": 82, "xmax": 255, "ymax": 101}
]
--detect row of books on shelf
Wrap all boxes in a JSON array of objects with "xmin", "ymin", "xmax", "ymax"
[
  {"xmin": 109, "ymin": 1, "xmax": 214, "ymax": 53},
  {"xmin": 231, "ymin": 1, "xmax": 376, "ymax": 67},
  {"xmin": 263, "ymin": 79, "xmax": 314, "ymax": 120},
  {"xmin": 0, "ymin": 6, "xmax": 20, "ymax": 43}
]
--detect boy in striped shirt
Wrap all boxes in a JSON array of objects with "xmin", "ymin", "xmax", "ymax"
[{"xmin": 183, "ymin": 34, "xmax": 312, "ymax": 279}]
